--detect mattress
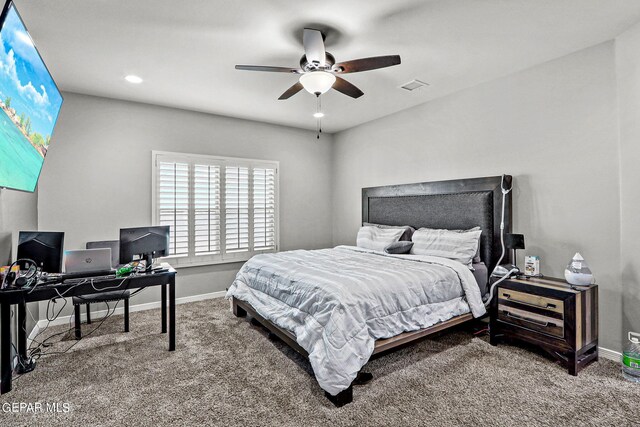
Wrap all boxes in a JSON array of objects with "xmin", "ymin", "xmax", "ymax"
[
  {"xmin": 472, "ymin": 262, "xmax": 489, "ymax": 295},
  {"xmin": 226, "ymin": 246, "xmax": 486, "ymax": 395}
]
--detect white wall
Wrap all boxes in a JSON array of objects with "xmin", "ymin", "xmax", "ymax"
[
  {"xmin": 332, "ymin": 42, "xmax": 623, "ymax": 351},
  {"xmin": 38, "ymin": 93, "xmax": 334, "ymax": 312},
  {"xmin": 615, "ymin": 24, "xmax": 640, "ymax": 344}
]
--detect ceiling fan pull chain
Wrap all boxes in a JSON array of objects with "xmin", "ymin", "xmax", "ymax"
[{"xmin": 316, "ymin": 94, "xmax": 321, "ymax": 139}]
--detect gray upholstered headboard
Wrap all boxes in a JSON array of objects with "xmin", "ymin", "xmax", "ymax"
[{"xmin": 362, "ymin": 176, "xmax": 512, "ymax": 273}]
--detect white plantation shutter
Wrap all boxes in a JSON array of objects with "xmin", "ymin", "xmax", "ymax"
[
  {"xmin": 253, "ymin": 167, "xmax": 276, "ymax": 251},
  {"xmin": 225, "ymin": 166, "xmax": 250, "ymax": 253},
  {"xmin": 157, "ymin": 161, "xmax": 189, "ymax": 257},
  {"xmin": 194, "ymin": 164, "xmax": 221, "ymax": 255},
  {"xmin": 153, "ymin": 152, "xmax": 278, "ymax": 266}
]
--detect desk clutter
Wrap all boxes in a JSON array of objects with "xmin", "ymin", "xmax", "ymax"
[
  {"xmin": 1, "ymin": 226, "xmax": 171, "ymax": 290},
  {"xmin": 0, "ymin": 225, "xmax": 177, "ymax": 395}
]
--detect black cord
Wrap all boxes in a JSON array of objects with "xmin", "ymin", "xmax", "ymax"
[
  {"xmin": 24, "ymin": 297, "xmax": 71, "ymax": 360},
  {"xmin": 27, "ymin": 286, "xmax": 146, "ymax": 360},
  {"xmin": 28, "ymin": 312, "xmax": 77, "ymax": 358},
  {"xmin": 36, "ymin": 299, "xmax": 121, "ymax": 358},
  {"xmin": 23, "ymin": 281, "xmax": 86, "ymax": 359},
  {"xmin": 15, "ymin": 273, "xmax": 148, "ymax": 370}
]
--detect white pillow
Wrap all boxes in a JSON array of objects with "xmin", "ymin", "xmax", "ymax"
[
  {"xmin": 410, "ymin": 227, "xmax": 482, "ymax": 267},
  {"xmin": 356, "ymin": 226, "xmax": 404, "ymax": 251}
]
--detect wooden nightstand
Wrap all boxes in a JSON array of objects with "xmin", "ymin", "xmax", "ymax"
[{"xmin": 489, "ymin": 276, "xmax": 598, "ymax": 375}]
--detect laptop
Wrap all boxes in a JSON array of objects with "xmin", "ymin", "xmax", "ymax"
[{"xmin": 64, "ymin": 248, "xmax": 114, "ymax": 274}]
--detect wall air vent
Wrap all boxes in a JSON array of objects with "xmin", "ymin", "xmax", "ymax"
[{"xmin": 400, "ymin": 79, "xmax": 429, "ymax": 91}]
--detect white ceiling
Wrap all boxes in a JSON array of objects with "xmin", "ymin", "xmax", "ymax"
[{"xmin": 15, "ymin": 0, "xmax": 640, "ymax": 133}]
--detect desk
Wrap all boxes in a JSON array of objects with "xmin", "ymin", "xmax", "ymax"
[{"xmin": 0, "ymin": 264, "xmax": 176, "ymax": 394}]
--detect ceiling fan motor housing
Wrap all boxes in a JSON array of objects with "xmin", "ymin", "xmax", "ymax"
[{"xmin": 300, "ymin": 52, "xmax": 336, "ymax": 72}]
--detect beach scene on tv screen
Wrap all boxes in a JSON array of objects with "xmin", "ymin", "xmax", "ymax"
[{"xmin": 0, "ymin": 5, "xmax": 62, "ymax": 192}]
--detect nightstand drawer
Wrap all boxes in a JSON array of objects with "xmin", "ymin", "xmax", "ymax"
[
  {"xmin": 498, "ymin": 289, "xmax": 563, "ymax": 315},
  {"xmin": 498, "ymin": 305, "xmax": 564, "ymax": 338}
]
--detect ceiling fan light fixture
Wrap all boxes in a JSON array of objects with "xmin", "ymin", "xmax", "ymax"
[{"xmin": 299, "ymin": 71, "xmax": 336, "ymax": 95}]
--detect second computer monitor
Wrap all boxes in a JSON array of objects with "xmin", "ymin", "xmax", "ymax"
[
  {"xmin": 17, "ymin": 231, "xmax": 65, "ymax": 273},
  {"xmin": 119, "ymin": 226, "xmax": 170, "ymax": 266}
]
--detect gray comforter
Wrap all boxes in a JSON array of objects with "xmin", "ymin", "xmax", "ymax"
[{"xmin": 226, "ymin": 246, "xmax": 485, "ymax": 395}]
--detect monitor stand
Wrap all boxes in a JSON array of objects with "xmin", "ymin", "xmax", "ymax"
[{"xmin": 142, "ymin": 253, "xmax": 154, "ymax": 272}]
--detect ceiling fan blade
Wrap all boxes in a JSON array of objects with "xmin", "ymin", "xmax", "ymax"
[
  {"xmin": 303, "ymin": 28, "xmax": 326, "ymax": 67},
  {"xmin": 235, "ymin": 65, "xmax": 302, "ymax": 74},
  {"xmin": 333, "ymin": 55, "xmax": 401, "ymax": 73},
  {"xmin": 332, "ymin": 76, "xmax": 364, "ymax": 99},
  {"xmin": 278, "ymin": 82, "xmax": 304, "ymax": 100}
]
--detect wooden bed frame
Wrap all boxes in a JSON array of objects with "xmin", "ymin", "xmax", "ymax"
[{"xmin": 231, "ymin": 175, "xmax": 512, "ymax": 406}]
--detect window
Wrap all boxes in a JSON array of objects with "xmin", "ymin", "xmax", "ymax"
[{"xmin": 152, "ymin": 151, "xmax": 278, "ymax": 267}]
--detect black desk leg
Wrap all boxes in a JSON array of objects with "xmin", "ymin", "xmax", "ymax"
[
  {"xmin": 161, "ymin": 284, "xmax": 167, "ymax": 334},
  {"xmin": 17, "ymin": 301, "xmax": 27, "ymax": 360},
  {"xmin": 1, "ymin": 302, "xmax": 12, "ymax": 394},
  {"xmin": 169, "ymin": 277, "xmax": 175, "ymax": 351}
]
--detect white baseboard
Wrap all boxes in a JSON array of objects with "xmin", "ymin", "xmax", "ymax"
[
  {"xmin": 26, "ymin": 293, "xmax": 623, "ymax": 365},
  {"xmin": 598, "ymin": 346, "xmax": 621, "ymax": 362},
  {"xmin": 27, "ymin": 322, "xmax": 42, "ymax": 349},
  {"xmin": 30, "ymin": 290, "xmax": 227, "ymax": 335}
]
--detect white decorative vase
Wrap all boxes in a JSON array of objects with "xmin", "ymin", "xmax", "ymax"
[{"xmin": 564, "ymin": 252, "xmax": 594, "ymax": 286}]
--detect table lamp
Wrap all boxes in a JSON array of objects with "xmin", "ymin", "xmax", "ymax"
[{"xmin": 505, "ymin": 233, "xmax": 525, "ymax": 273}]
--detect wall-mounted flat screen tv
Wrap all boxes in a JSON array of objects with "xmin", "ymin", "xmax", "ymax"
[{"xmin": 0, "ymin": 1, "xmax": 62, "ymax": 192}]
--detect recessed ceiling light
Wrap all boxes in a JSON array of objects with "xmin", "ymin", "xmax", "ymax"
[
  {"xmin": 125, "ymin": 75, "xmax": 143, "ymax": 84},
  {"xmin": 313, "ymin": 112, "xmax": 324, "ymax": 118}
]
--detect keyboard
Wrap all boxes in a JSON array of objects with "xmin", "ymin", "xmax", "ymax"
[
  {"xmin": 63, "ymin": 275, "xmax": 119, "ymax": 285},
  {"xmin": 61, "ymin": 269, "xmax": 115, "ymax": 281},
  {"xmin": 38, "ymin": 271, "xmax": 119, "ymax": 286}
]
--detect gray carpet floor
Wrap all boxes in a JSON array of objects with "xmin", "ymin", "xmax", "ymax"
[{"xmin": 1, "ymin": 298, "xmax": 638, "ymax": 426}]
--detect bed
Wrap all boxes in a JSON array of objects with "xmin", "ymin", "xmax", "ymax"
[{"xmin": 226, "ymin": 175, "xmax": 513, "ymax": 406}]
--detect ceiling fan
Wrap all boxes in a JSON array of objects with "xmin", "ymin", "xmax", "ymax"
[{"xmin": 235, "ymin": 28, "xmax": 401, "ymax": 100}]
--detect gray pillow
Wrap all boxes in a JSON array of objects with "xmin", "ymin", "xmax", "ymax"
[
  {"xmin": 411, "ymin": 227, "xmax": 482, "ymax": 267},
  {"xmin": 384, "ymin": 241, "xmax": 414, "ymax": 254},
  {"xmin": 357, "ymin": 226, "xmax": 405, "ymax": 251},
  {"xmin": 463, "ymin": 227, "xmax": 482, "ymax": 263},
  {"xmin": 363, "ymin": 222, "xmax": 415, "ymax": 241},
  {"xmin": 441, "ymin": 226, "xmax": 483, "ymax": 263}
]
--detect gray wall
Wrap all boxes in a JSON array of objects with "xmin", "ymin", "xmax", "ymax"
[
  {"xmin": 37, "ymin": 93, "xmax": 334, "ymax": 313},
  {"xmin": 0, "ymin": 188, "xmax": 39, "ymax": 350},
  {"xmin": 332, "ymin": 42, "xmax": 623, "ymax": 351},
  {"xmin": 0, "ymin": 189, "xmax": 38, "ymax": 263},
  {"xmin": 31, "ymin": 40, "xmax": 638, "ymax": 353},
  {"xmin": 616, "ymin": 24, "xmax": 640, "ymax": 346}
]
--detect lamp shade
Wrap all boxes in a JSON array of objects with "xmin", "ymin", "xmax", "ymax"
[
  {"xmin": 505, "ymin": 233, "xmax": 525, "ymax": 250},
  {"xmin": 299, "ymin": 71, "xmax": 336, "ymax": 95}
]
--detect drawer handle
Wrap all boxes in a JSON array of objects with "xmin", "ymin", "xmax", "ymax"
[
  {"xmin": 502, "ymin": 293, "xmax": 557, "ymax": 310},
  {"xmin": 504, "ymin": 311, "xmax": 555, "ymax": 328}
]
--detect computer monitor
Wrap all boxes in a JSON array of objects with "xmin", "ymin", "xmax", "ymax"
[
  {"xmin": 17, "ymin": 231, "xmax": 64, "ymax": 273},
  {"xmin": 119, "ymin": 226, "xmax": 169, "ymax": 269}
]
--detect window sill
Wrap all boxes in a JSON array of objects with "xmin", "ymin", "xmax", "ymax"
[
  {"xmin": 159, "ymin": 257, "xmax": 250, "ymax": 270},
  {"xmin": 158, "ymin": 251, "xmax": 276, "ymax": 270}
]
